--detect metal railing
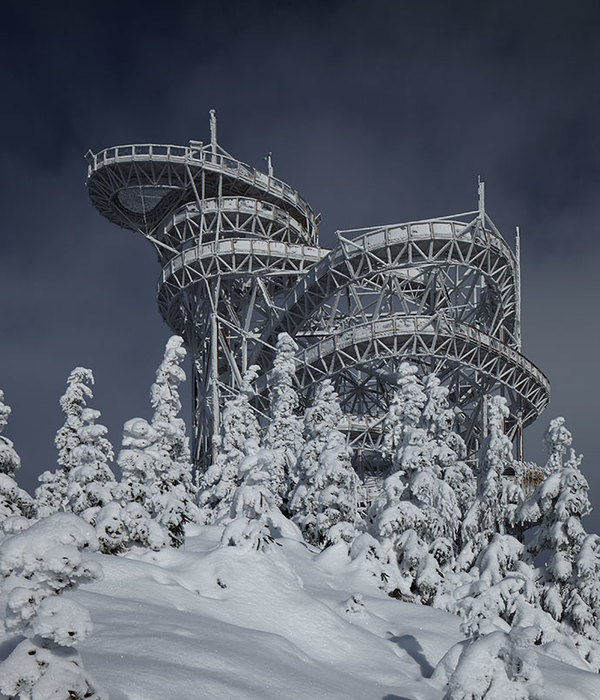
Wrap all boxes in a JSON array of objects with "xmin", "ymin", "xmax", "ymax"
[
  {"xmin": 158, "ymin": 238, "xmax": 328, "ymax": 288},
  {"xmin": 301, "ymin": 314, "xmax": 550, "ymax": 395},
  {"xmin": 163, "ymin": 196, "xmax": 312, "ymax": 244},
  {"xmin": 86, "ymin": 142, "xmax": 316, "ymax": 224}
]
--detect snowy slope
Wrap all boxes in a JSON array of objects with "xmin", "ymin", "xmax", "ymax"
[{"xmin": 66, "ymin": 525, "xmax": 600, "ymax": 700}]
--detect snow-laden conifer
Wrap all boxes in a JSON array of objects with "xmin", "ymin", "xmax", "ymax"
[
  {"xmin": 221, "ymin": 446, "xmax": 282, "ymax": 550},
  {"xmin": 434, "ymin": 626, "xmax": 545, "ymax": 700},
  {"xmin": 145, "ymin": 336, "xmax": 199, "ymax": 545},
  {"xmin": 0, "ymin": 390, "xmax": 33, "ymax": 522},
  {"xmin": 369, "ymin": 368, "xmax": 461, "ymax": 602},
  {"xmin": 0, "ymin": 513, "xmax": 106, "ymax": 698},
  {"xmin": 421, "ymin": 376, "xmax": 475, "ymax": 534},
  {"xmin": 517, "ymin": 422, "xmax": 600, "ymax": 654},
  {"xmin": 289, "ymin": 380, "xmax": 361, "ymax": 546},
  {"xmin": 36, "ymin": 368, "xmax": 95, "ymax": 516},
  {"xmin": 461, "ymin": 396, "xmax": 523, "ymax": 555},
  {"xmin": 544, "ymin": 416, "xmax": 573, "ymax": 472},
  {"xmin": 105, "ymin": 337, "xmax": 197, "ymax": 550},
  {"xmin": 36, "ymin": 368, "xmax": 116, "ymax": 519},
  {"xmin": 440, "ymin": 531, "xmax": 545, "ymax": 644},
  {"xmin": 381, "ymin": 362, "xmax": 426, "ymax": 460},
  {"xmin": 64, "ymin": 406, "xmax": 117, "ymax": 520},
  {"xmin": 198, "ymin": 365, "xmax": 261, "ymax": 523},
  {"xmin": 98, "ymin": 418, "xmax": 168, "ymax": 553},
  {"xmin": 263, "ymin": 332, "xmax": 303, "ymax": 509}
]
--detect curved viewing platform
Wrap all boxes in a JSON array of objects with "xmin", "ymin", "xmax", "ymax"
[
  {"xmin": 258, "ymin": 213, "xmax": 519, "ymax": 352},
  {"xmin": 156, "ymin": 238, "xmax": 329, "ymax": 334},
  {"xmin": 297, "ymin": 313, "xmax": 550, "ymax": 427},
  {"xmin": 157, "ymin": 196, "xmax": 314, "ymax": 250},
  {"xmin": 86, "ymin": 142, "xmax": 318, "ymax": 243}
]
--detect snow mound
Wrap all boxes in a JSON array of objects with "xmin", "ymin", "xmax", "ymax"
[{"xmin": 41, "ymin": 525, "xmax": 600, "ymax": 700}]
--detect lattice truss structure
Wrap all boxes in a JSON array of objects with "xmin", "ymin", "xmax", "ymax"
[{"xmin": 86, "ymin": 115, "xmax": 550, "ymax": 474}]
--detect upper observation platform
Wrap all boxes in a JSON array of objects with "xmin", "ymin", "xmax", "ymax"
[{"xmin": 85, "ymin": 140, "xmax": 319, "ymax": 246}]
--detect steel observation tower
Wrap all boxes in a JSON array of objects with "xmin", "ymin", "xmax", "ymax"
[{"xmin": 86, "ymin": 112, "xmax": 550, "ymax": 476}]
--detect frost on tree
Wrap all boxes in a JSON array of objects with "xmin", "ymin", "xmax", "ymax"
[
  {"xmin": 461, "ymin": 396, "xmax": 523, "ymax": 557},
  {"xmin": 263, "ymin": 332, "xmax": 303, "ymax": 510},
  {"xmin": 440, "ymin": 532, "xmax": 543, "ymax": 643},
  {"xmin": 0, "ymin": 513, "xmax": 106, "ymax": 698},
  {"xmin": 289, "ymin": 379, "xmax": 361, "ymax": 547},
  {"xmin": 0, "ymin": 390, "xmax": 33, "ymax": 522},
  {"xmin": 35, "ymin": 367, "xmax": 116, "ymax": 520},
  {"xmin": 369, "ymin": 365, "xmax": 463, "ymax": 603},
  {"xmin": 146, "ymin": 335, "xmax": 199, "ymax": 545},
  {"xmin": 381, "ymin": 363, "xmax": 426, "ymax": 461},
  {"xmin": 438, "ymin": 396, "xmax": 538, "ymax": 635},
  {"xmin": 198, "ymin": 365, "xmax": 261, "ymax": 523},
  {"xmin": 64, "ymin": 406, "xmax": 117, "ymax": 522},
  {"xmin": 517, "ymin": 419, "xmax": 600, "ymax": 654},
  {"xmin": 544, "ymin": 416, "xmax": 574, "ymax": 472},
  {"xmin": 433, "ymin": 627, "xmax": 545, "ymax": 700},
  {"xmin": 108, "ymin": 336, "xmax": 197, "ymax": 550},
  {"xmin": 421, "ymin": 375, "xmax": 475, "ymax": 536},
  {"xmin": 100, "ymin": 419, "xmax": 168, "ymax": 553},
  {"xmin": 221, "ymin": 448, "xmax": 282, "ymax": 551}
]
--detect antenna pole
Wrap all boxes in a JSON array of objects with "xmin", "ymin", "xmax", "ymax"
[
  {"xmin": 209, "ymin": 109, "xmax": 217, "ymax": 155},
  {"xmin": 515, "ymin": 226, "xmax": 522, "ymax": 350},
  {"xmin": 478, "ymin": 176, "xmax": 485, "ymax": 220}
]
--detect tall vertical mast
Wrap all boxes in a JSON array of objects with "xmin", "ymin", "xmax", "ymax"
[
  {"xmin": 209, "ymin": 109, "xmax": 217, "ymax": 156},
  {"xmin": 478, "ymin": 176, "xmax": 485, "ymax": 221},
  {"xmin": 515, "ymin": 226, "xmax": 522, "ymax": 351}
]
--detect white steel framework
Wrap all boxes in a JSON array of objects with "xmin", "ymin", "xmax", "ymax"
[{"xmin": 86, "ymin": 115, "xmax": 550, "ymax": 475}]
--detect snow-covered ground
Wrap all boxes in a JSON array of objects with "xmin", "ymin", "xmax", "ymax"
[{"xmin": 66, "ymin": 525, "xmax": 600, "ymax": 700}]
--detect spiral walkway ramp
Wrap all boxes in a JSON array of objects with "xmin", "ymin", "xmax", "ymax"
[{"xmin": 86, "ymin": 113, "xmax": 549, "ymax": 473}]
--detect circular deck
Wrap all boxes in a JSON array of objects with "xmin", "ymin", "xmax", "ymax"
[{"xmin": 86, "ymin": 143, "xmax": 318, "ymax": 244}]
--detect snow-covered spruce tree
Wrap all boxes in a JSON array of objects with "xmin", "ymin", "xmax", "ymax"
[
  {"xmin": 145, "ymin": 335, "xmax": 199, "ymax": 546},
  {"xmin": 0, "ymin": 513, "xmax": 106, "ymax": 698},
  {"xmin": 221, "ymin": 448, "xmax": 281, "ymax": 551},
  {"xmin": 102, "ymin": 336, "xmax": 197, "ymax": 550},
  {"xmin": 197, "ymin": 365, "xmax": 261, "ymax": 523},
  {"xmin": 439, "ymin": 412, "xmax": 593, "ymax": 663},
  {"xmin": 64, "ymin": 406, "xmax": 117, "ymax": 522},
  {"xmin": 36, "ymin": 367, "xmax": 116, "ymax": 520},
  {"xmin": 544, "ymin": 416, "xmax": 573, "ymax": 472},
  {"xmin": 263, "ymin": 332, "xmax": 303, "ymax": 510},
  {"xmin": 439, "ymin": 530, "xmax": 546, "ymax": 647},
  {"xmin": 369, "ymin": 366, "xmax": 462, "ymax": 603},
  {"xmin": 0, "ymin": 390, "xmax": 33, "ymax": 523},
  {"xmin": 97, "ymin": 418, "xmax": 168, "ymax": 553},
  {"xmin": 517, "ymin": 419, "xmax": 600, "ymax": 659},
  {"xmin": 433, "ymin": 626, "xmax": 545, "ymax": 700},
  {"xmin": 437, "ymin": 395, "xmax": 535, "ymax": 635},
  {"xmin": 381, "ymin": 362, "xmax": 427, "ymax": 461},
  {"xmin": 421, "ymin": 375, "xmax": 476, "ymax": 542},
  {"xmin": 460, "ymin": 396, "xmax": 524, "ymax": 561},
  {"xmin": 35, "ymin": 368, "xmax": 96, "ymax": 517},
  {"xmin": 289, "ymin": 379, "xmax": 361, "ymax": 547}
]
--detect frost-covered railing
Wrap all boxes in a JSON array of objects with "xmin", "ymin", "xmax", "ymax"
[
  {"xmin": 86, "ymin": 143, "xmax": 316, "ymax": 225},
  {"xmin": 301, "ymin": 314, "xmax": 550, "ymax": 393},
  {"xmin": 261, "ymin": 215, "xmax": 519, "ymax": 348},
  {"xmin": 163, "ymin": 197, "xmax": 311, "ymax": 244},
  {"xmin": 344, "ymin": 218, "xmax": 516, "ymax": 268},
  {"xmin": 338, "ymin": 413, "xmax": 386, "ymax": 433},
  {"xmin": 158, "ymin": 239, "xmax": 328, "ymax": 288}
]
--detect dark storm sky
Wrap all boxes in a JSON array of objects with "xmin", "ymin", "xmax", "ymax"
[{"xmin": 1, "ymin": 2, "xmax": 599, "ymax": 525}]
